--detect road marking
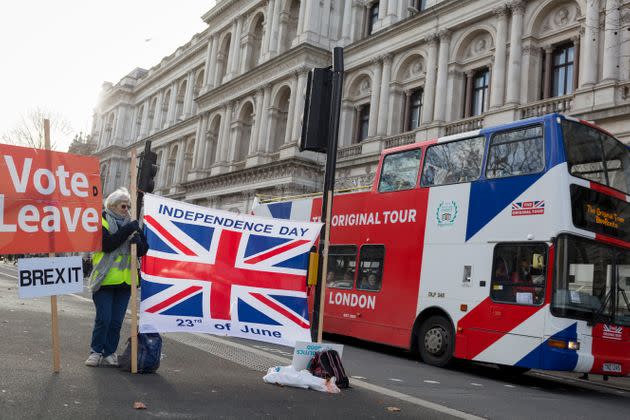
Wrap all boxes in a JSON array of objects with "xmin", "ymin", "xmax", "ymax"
[
  {"xmin": 470, "ymin": 383, "xmax": 483, "ymax": 387},
  {"xmin": 424, "ymin": 380, "xmax": 440, "ymax": 384},
  {"xmin": 167, "ymin": 333, "xmax": 483, "ymax": 420},
  {"xmin": 351, "ymin": 376, "xmax": 367, "ymax": 380},
  {"xmin": 504, "ymin": 384, "xmax": 516, "ymax": 388},
  {"xmin": 388, "ymin": 378, "xmax": 403, "ymax": 382},
  {"xmin": 0, "ymin": 272, "xmax": 17, "ymax": 280},
  {"xmin": 70, "ymin": 294, "xmax": 92, "ymax": 303}
]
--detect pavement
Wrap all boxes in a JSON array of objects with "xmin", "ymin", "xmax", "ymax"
[{"xmin": 0, "ymin": 281, "xmax": 465, "ymax": 420}]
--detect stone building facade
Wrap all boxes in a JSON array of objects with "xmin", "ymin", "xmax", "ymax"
[{"xmin": 91, "ymin": 0, "xmax": 630, "ymax": 212}]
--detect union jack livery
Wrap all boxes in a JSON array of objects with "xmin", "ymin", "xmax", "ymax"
[
  {"xmin": 139, "ymin": 194, "xmax": 321, "ymax": 347},
  {"xmin": 511, "ymin": 200, "xmax": 545, "ymax": 216},
  {"xmin": 254, "ymin": 114, "xmax": 630, "ymax": 376}
]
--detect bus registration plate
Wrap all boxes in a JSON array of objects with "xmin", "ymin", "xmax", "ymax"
[{"xmin": 603, "ymin": 363, "xmax": 622, "ymax": 373}]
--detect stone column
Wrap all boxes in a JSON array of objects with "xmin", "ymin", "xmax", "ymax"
[
  {"xmin": 341, "ymin": 0, "xmax": 353, "ymax": 44},
  {"xmin": 277, "ymin": 11, "xmax": 290, "ymax": 54},
  {"xmin": 368, "ymin": 57, "xmax": 382, "ymax": 138},
  {"xmin": 173, "ymin": 140, "xmax": 186, "ymax": 184},
  {"xmin": 113, "ymin": 107, "xmax": 127, "ymax": 144},
  {"xmin": 301, "ymin": 0, "xmax": 320, "ymax": 41},
  {"xmin": 490, "ymin": 6, "xmax": 508, "ymax": 108},
  {"xmin": 292, "ymin": 69, "xmax": 308, "ymax": 142},
  {"xmin": 338, "ymin": 100, "xmax": 354, "ymax": 147},
  {"xmin": 229, "ymin": 18, "xmax": 243, "ymax": 78},
  {"xmin": 506, "ymin": 1, "xmax": 525, "ymax": 104},
  {"xmin": 262, "ymin": 0, "xmax": 276, "ymax": 59},
  {"xmin": 422, "ymin": 34, "xmax": 438, "ymax": 124},
  {"xmin": 192, "ymin": 113, "xmax": 208, "ymax": 170},
  {"xmin": 182, "ymin": 72, "xmax": 195, "ymax": 118},
  {"xmin": 215, "ymin": 52, "xmax": 227, "ymax": 86},
  {"xmin": 543, "ymin": 46, "xmax": 553, "ymax": 99},
  {"xmin": 520, "ymin": 45, "xmax": 533, "ymax": 103},
  {"xmin": 385, "ymin": 0, "xmax": 398, "ymax": 26},
  {"xmin": 377, "ymin": 54, "xmax": 392, "ymax": 135},
  {"xmin": 350, "ymin": 1, "xmax": 364, "ymax": 43},
  {"xmin": 296, "ymin": 0, "xmax": 307, "ymax": 34},
  {"xmin": 218, "ymin": 105, "xmax": 232, "ymax": 162},
  {"xmin": 250, "ymin": 89, "xmax": 264, "ymax": 155},
  {"xmin": 139, "ymin": 100, "xmax": 150, "ymax": 138},
  {"xmin": 602, "ymin": 0, "xmax": 620, "ymax": 81},
  {"xmin": 621, "ymin": 10, "xmax": 630, "ymax": 81},
  {"xmin": 572, "ymin": 36, "xmax": 581, "ymax": 91},
  {"xmin": 433, "ymin": 30, "xmax": 451, "ymax": 122},
  {"xmin": 152, "ymin": 91, "xmax": 164, "ymax": 134},
  {"xmin": 166, "ymin": 82, "xmax": 178, "ymax": 126},
  {"xmin": 378, "ymin": 0, "xmax": 388, "ymax": 21},
  {"xmin": 581, "ymin": 0, "xmax": 600, "ymax": 87},
  {"xmin": 257, "ymin": 84, "xmax": 273, "ymax": 152},
  {"xmin": 204, "ymin": 35, "xmax": 218, "ymax": 90},
  {"xmin": 464, "ymin": 71, "xmax": 474, "ymax": 118},
  {"xmin": 269, "ymin": 0, "xmax": 283, "ymax": 56},
  {"xmin": 284, "ymin": 74, "xmax": 299, "ymax": 144}
]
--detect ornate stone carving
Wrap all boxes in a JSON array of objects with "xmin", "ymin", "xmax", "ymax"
[
  {"xmin": 464, "ymin": 32, "xmax": 494, "ymax": 59},
  {"xmin": 493, "ymin": 5, "xmax": 509, "ymax": 17},
  {"xmin": 438, "ymin": 29, "xmax": 452, "ymax": 41},
  {"xmin": 538, "ymin": 2, "xmax": 579, "ymax": 36},
  {"xmin": 509, "ymin": 1, "xmax": 526, "ymax": 15}
]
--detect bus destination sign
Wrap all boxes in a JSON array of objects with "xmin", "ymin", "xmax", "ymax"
[{"xmin": 571, "ymin": 184, "xmax": 630, "ymax": 239}]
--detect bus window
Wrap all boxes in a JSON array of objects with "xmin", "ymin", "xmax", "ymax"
[
  {"xmin": 562, "ymin": 120, "xmax": 630, "ymax": 194},
  {"xmin": 357, "ymin": 245, "xmax": 385, "ymax": 292},
  {"xmin": 327, "ymin": 245, "xmax": 357, "ymax": 289},
  {"xmin": 490, "ymin": 243, "xmax": 547, "ymax": 305},
  {"xmin": 378, "ymin": 149, "xmax": 422, "ymax": 192},
  {"xmin": 420, "ymin": 136, "xmax": 485, "ymax": 187},
  {"xmin": 486, "ymin": 125, "xmax": 544, "ymax": 179}
]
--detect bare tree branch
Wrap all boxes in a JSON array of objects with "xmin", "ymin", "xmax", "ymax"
[{"xmin": 0, "ymin": 107, "xmax": 74, "ymax": 150}]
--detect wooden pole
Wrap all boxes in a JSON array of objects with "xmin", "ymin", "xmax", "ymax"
[
  {"xmin": 130, "ymin": 149, "xmax": 139, "ymax": 374},
  {"xmin": 44, "ymin": 119, "xmax": 61, "ymax": 373},
  {"xmin": 316, "ymin": 190, "xmax": 333, "ymax": 343}
]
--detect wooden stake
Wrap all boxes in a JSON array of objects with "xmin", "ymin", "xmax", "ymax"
[
  {"xmin": 130, "ymin": 149, "xmax": 139, "ymax": 374},
  {"xmin": 44, "ymin": 118, "xmax": 61, "ymax": 373},
  {"xmin": 316, "ymin": 190, "xmax": 333, "ymax": 343}
]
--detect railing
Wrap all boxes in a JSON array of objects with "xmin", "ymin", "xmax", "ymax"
[
  {"xmin": 383, "ymin": 132, "xmax": 416, "ymax": 149},
  {"xmin": 444, "ymin": 116, "xmax": 484, "ymax": 135},
  {"xmin": 519, "ymin": 95, "xmax": 574, "ymax": 119},
  {"xmin": 338, "ymin": 144, "xmax": 362, "ymax": 159}
]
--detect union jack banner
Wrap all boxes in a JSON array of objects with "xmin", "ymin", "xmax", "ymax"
[
  {"xmin": 139, "ymin": 194, "xmax": 322, "ymax": 347},
  {"xmin": 511, "ymin": 200, "xmax": 545, "ymax": 216}
]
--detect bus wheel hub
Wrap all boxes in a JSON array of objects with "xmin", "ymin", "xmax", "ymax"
[{"xmin": 425, "ymin": 327, "xmax": 446, "ymax": 355}]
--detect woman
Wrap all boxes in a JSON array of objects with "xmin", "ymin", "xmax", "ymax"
[{"xmin": 85, "ymin": 187, "xmax": 148, "ymax": 367}]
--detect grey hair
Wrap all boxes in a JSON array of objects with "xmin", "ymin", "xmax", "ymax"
[{"xmin": 105, "ymin": 187, "xmax": 131, "ymax": 210}]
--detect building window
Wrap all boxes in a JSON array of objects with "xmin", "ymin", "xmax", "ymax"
[
  {"xmin": 471, "ymin": 68, "xmax": 489, "ymax": 116},
  {"xmin": 407, "ymin": 89, "xmax": 423, "ymax": 131},
  {"xmin": 367, "ymin": 2, "xmax": 379, "ymax": 36},
  {"xmin": 552, "ymin": 44, "xmax": 574, "ymax": 97},
  {"xmin": 417, "ymin": 0, "xmax": 427, "ymax": 11},
  {"xmin": 356, "ymin": 104, "xmax": 370, "ymax": 142}
]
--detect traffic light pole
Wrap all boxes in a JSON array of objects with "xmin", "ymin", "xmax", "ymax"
[{"xmin": 311, "ymin": 47, "xmax": 344, "ymax": 342}]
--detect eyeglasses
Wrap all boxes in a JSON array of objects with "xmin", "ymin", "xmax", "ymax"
[{"xmin": 119, "ymin": 204, "xmax": 129, "ymax": 209}]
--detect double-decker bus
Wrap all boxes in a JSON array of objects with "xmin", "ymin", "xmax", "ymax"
[{"xmin": 254, "ymin": 113, "xmax": 630, "ymax": 376}]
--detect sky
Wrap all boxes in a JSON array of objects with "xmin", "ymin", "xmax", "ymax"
[{"xmin": 0, "ymin": 1, "xmax": 214, "ymax": 151}]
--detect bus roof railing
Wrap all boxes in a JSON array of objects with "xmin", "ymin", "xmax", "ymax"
[{"xmin": 255, "ymin": 184, "xmax": 371, "ymax": 204}]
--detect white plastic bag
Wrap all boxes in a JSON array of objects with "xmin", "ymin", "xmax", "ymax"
[{"xmin": 263, "ymin": 365, "xmax": 340, "ymax": 393}]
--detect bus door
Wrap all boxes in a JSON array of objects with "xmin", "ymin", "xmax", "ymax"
[{"xmin": 465, "ymin": 243, "xmax": 549, "ymax": 366}]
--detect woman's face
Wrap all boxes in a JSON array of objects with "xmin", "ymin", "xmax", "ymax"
[{"xmin": 112, "ymin": 201, "xmax": 130, "ymax": 217}]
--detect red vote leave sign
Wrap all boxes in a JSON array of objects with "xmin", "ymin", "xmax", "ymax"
[{"xmin": 0, "ymin": 144, "xmax": 102, "ymax": 254}]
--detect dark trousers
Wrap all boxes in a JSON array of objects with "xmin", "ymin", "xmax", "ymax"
[{"xmin": 90, "ymin": 286, "xmax": 131, "ymax": 356}]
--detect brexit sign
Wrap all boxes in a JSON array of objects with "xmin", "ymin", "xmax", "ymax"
[{"xmin": 139, "ymin": 194, "xmax": 322, "ymax": 347}]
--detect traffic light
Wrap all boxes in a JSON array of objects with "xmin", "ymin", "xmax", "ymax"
[
  {"xmin": 137, "ymin": 141, "xmax": 158, "ymax": 194},
  {"xmin": 299, "ymin": 67, "xmax": 332, "ymax": 153}
]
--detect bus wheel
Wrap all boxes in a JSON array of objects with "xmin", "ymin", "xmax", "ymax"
[{"xmin": 419, "ymin": 315, "xmax": 454, "ymax": 367}]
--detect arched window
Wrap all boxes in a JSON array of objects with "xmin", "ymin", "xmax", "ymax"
[
  {"xmin": 160, "ymin": 90, "xmax": 170, "ymax": 129},
  {"xmin": 245, "ymin": 14, "xmax": 264, "ymax": 71},
  {"xmin": 175, "ymin": 79, "xmax": 187, "ymax": 121},
  {"xmin": 271, "ymin": 86, "xmax": 291, "ymax": 151},
  {"xmin": 134, "ymin": 105, "xmax": 144, "ymax": 138},
  {"xmin": 148, "ymin": 97, "xmax": 157, "ymax": 133},
  {"xmin": 192, "ymin": 70, "xmax": 204, "ymax": 114},
  {"xmin": 182, "ymin": 138, "xmax": 194, "ymax": 181},
  {"xmin": 217, "ymin": 34, "xmax": 232, "ymax": 84},
  {"xmin": 167, "ymin": 145, "xmax": 178, "ymax": 186},
  {"xmin": 234, "ymin": 102, "xmax": 254, "ymax": 162},
  {"xmin": 280, "ymin": 0, "xmax": 300, "ymax": 52},
  {"xmin": 204, "ymin": 115, "xmax": 221, "ymax": 168}
]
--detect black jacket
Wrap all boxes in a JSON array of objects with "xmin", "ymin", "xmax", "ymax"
[{"xmin": 101, "ymin": 211, "xmax": 149, "ymax": 257}]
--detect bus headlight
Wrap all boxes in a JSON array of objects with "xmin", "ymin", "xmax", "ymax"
[{"xmin": 568, "ymin": 341, "xmax": 580, "ymax": 351}]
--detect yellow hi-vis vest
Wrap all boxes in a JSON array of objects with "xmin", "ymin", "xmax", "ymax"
[{"xmin": 91, "ymin": 217, "xmax": 131, "ymax": 287}]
